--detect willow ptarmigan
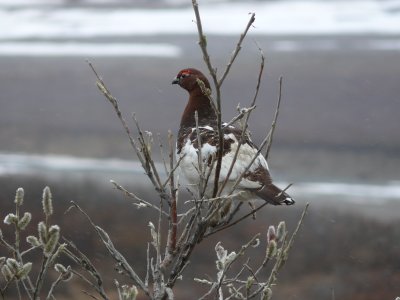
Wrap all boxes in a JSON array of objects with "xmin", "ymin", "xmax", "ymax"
[{"xmin": 172, "ymin": 68, "xmax": 294, "ymax": 205}]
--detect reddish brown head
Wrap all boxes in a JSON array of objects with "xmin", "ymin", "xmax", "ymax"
[
  {"xmin": 173, "ymin": 68, "xmax": 216, "ymax": 129},
  {"xmin": 172, "ymin": 68, "xmax": 210, "ymax": 93}
]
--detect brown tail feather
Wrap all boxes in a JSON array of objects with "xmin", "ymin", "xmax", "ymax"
[{"xmin": 254, "ymin": 184, "xmax": 295, "ymax": 205}]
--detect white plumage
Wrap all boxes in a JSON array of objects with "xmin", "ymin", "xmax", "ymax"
[{"xmin": 173, "ymin": 67, "xmax": 294, "ymax": 205}]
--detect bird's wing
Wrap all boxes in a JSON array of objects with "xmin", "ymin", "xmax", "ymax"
[
  {"xmin": 178, "ymin": 126, "xmax": 271, "ymax": 190},
  {"xmin": 219, "ymin": 127, "xmax": 271, "ymax": 190}
]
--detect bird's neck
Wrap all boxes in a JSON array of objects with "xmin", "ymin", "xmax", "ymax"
[{"xmin": 180, "ymin": 90, "xmax": 217, "ymax": 130}]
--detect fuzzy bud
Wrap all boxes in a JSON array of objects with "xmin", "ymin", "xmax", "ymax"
[
  {"xmin": 121, "ymin": 285, "xmax": 138, "ymax": 300},
  {"xmin": 196, "ymin": 78, "xmax": 212, "ymax": 96},
  {"xmin": 48, "ymin": 224, "xmax": 60, "ymax": 236},
  {"xmin": 216, "ymin": 260, "xmax": 224, "ymax": 271},
  {"xmin": 55, "ymin": 263, "xmax": 67, "ymax": 274},
  {"xmin": 215, "ymin": 242, "xmax": 227, "ymax": 262},
  {"xmin": 246, "ymin": 276, "xmax": 254, "ymax": 292},
  {"xmin": 55, "ymin": 264, "xmax": 73, "ymax": 281},
  {"xmin": 0, "ymin": 257, "xmax": 5, "ymax": 265},
  {"xmin": 18, "ymin": 212, "xmax": 32, "ymax": 230},
  {"xmin": 16, "ymin": 262, "xmax": 32, "ymax": 279},
  {"xmin": 228, "ymin": 285, "xmax": 243, "ymax": 298},
  {"xmin": 215, "ymin": 242, "xmax": 227, "ymax": 271},
  {"xmin": 6, "ymin": 258, "xmax": 19, "ymax": 274},
  {"xmin": 1, "ymin": 265, "xmax": 13, "ymax": 281},
  {"xmin": 266, "ymin": 240, "xmax": 277, "ymax": 259},
  {"xmin": 251, "ymin": 238, "xmax": 260, "ymax": 248},
  {"xmin": 267, "ymin": 225, "xmax": 276, "ymax": 243},
  {"xmin": 61, "ymin": 270, "xmax": 73, "ymax": 282},
  {"xmin": 225, "ymin": 251, "xmax": 236, "ymax": 265},
  {"xmin": 194, "ymin": 278, "xmax": 212, "ymax": 284},
  {"xmin": 38, "ymin": 221, "xmax": 47, "ymax": 244},
  {"xmin": 14, "ymin": 188, "xmax": 24, "ymax": 206},
  {"xmin": 276, "ymin": 221, "xmax": 286, "ymax": 242},
  {"xmin": 4, "ymin": 213, "xmax": 18, "ymax": 225},
  {"xmin": 135, "ymin": 203, "xmax": 148, "ymax": 209},
  {"xmin": 148, "ymin": 222, "xmax": 157, "ymax": 247},
  {"xmin": 44, "ymin": 225, "xmax": 60, "ymax": 257},
  {"xmin": 261, "ymin": 287, "xmax": 273, "ymax": 300},
  {"xmin": 26, "ymin": 236, "xmax": 41, "ymax": 247},
  {"xmin": 42, "ymin": 186, "xmax": 53, "ymax": 216}
]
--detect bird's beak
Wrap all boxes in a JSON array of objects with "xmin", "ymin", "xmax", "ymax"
[{"xmin": 172, "ymin": 77, "xmax": 179, "ymax": 85}]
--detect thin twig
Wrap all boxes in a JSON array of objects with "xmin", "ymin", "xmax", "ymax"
[
  {"xmin": 265, "ymin": 76, "xmax": 283, "ymax": 161},
  {"xmin": 68, "ymin": 201, "xmax": 150, "ymax": 297},
  {"xmin": 223, "ymin": 105, "xmax": 256, "ymax": 128},
  {"xmin": 33, "ymin": 256, "xmax": 49, "ymax": 300},
  {"xmin": 205, "ymin": 202, "xmax": 268, "ymax": 238},
  {"xmin": 194, "ymin": 111, "xmax": 206, "ymax": 195},
  {"xmin": 218, "ymin": 13, "xmax": 256, "ymax": 88},
  {"xmin": 214, "ymin": 234, "xmax": 260, "ymax": 297},
  {"xmin": 110, "ymin": 180, "xmax": 169, "ymax": 217},
  {"xmin": 157, "ymin": 133, "xmax": 169, "ymax": 177},
  {"xmin": 161, "ymin": 132, "xmax": 179, "ymax": 269},
  {"xmin": 132, "ymin": 113, "xmax": 163, "ymax": 190},
  {"xmin": 249, "ymin": 204, "xmax": 309, "ymax": 299},
  {"xmin": 87, "ymin": 61, "xmax": 163, "ymax": 195},
  {"xmin": 218, "ymin": 51, "xmax": 265, "ymax": 196},
  {"xmin": 191, "ymin": 0, "xmax": 218, "ymax": 83},
  {"xmin": 191, "ymin": 0, "xmax": 223, "ymax": 199},
  {"xmin": 81, "ymin": 290, "xmax": 101, "ymax": 300},
  {"xmin": 46, "ymin": 275, "xmax": 62, "ymax": 300},
  {"xmin": 62, "ymin": 239, "xmax": 109, "ymax": 300},
  {"xmin": 284, "ymin": 203, "xmax": 309, "ymax": 255},
  {"xmin": 168, "ymin": 131, "xmax": 178, "ymax": 253},
  {"xmin": 162, "ymin": 154, "xmax": 185, "ymax": 189}
]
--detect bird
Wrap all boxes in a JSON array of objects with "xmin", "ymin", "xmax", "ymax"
[{"xmin": 172, "ymin": 68, "xmax": 294, "ymax": 206}]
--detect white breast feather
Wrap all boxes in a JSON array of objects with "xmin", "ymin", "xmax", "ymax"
[{"xmin": 178, "ymin": 131, "xmax": 269, "ymax": 193}]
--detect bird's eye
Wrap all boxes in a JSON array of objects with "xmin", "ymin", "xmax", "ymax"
[{"xmin": 180, "ymin": 72, "xmax": 190, "ymax": 78}]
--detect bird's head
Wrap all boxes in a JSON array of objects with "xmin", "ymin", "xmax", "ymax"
[{"xmin": 172, "ymin": 68, "xmax": 210, "ymax": 92}]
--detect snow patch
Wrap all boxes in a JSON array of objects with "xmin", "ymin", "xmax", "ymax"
[{"xmin": 0, "ymin": 42, "xmax": 181, "ymax": 57}]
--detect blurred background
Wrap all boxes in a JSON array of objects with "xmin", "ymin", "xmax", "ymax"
[{"xmin": 0, "ymin": 0, "xmax": 399, "ymax": 299}]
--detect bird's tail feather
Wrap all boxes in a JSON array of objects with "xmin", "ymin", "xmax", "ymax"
[{"xmin": 255, "ymin": 184, "xmax": 295, "ymax": 205}]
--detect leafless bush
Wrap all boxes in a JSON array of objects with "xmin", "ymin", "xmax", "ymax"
[{"xmin": 0, "ymin": 1, "xmax": 308, "ymax": 299}]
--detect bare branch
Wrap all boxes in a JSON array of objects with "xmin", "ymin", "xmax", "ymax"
[
  {"xmin": 191, "ymin": 0, "xmax": 218, "ymax": 83},
  {"xmin": 218, "ymin": 13, "xmax": 256, "ymax": 88},
  {"xmin": 161, "ymin": 132, "xmax": 179, "ymax": 268},
  {"xmin": 205, "ymin": 202, "xmax": 268, "ymax": 238},
  {"xmin": 265, "ymin": 76, "xmax": 283, "ymax": 161},
  {"xmin": 191, "ymin": 0, "xmax": 223, "ymax": 199},
  {"xmin": 87, "ymin": 61, "xmax": 163, "ymax": 195},
  {"xmin": 132, "ymin": 113, "xmax": 163, "ymax": 190},
  {"xmin": 223, "ymin": 105, "xmax": 256, "ymax": 128},
  {"xmin": 214, "ymin": 234, "xmax": 260, "ymax": 296},
  {"xmin": 157, "ymin": 133, "xmax": 169, "ymax": 178},
  {"xmin": 62, "ymin": 239, "xmax": 109, "ymax": 300},
  {"xmin": 46, "ymin": 275, "xmax": 62, "ymax": 300},
  {"xmin": 68, "ymin": 201, "xmax": 150, "ymax": 297},
  {"xmin": 110, "ymin": 180, "xmax": 169, "ymax": 217},
  {"xmin": 218, "ymin": 52, "xmax": 265, "ymax": 196}
]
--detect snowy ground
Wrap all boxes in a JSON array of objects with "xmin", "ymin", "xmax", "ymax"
[
  {"xmin": 1, "ymin": 0, "xmax": 400, "ymax": 55},
  {"xmin": 1, "ymin": 152, "xmax": 400, "ymax": 205}
]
